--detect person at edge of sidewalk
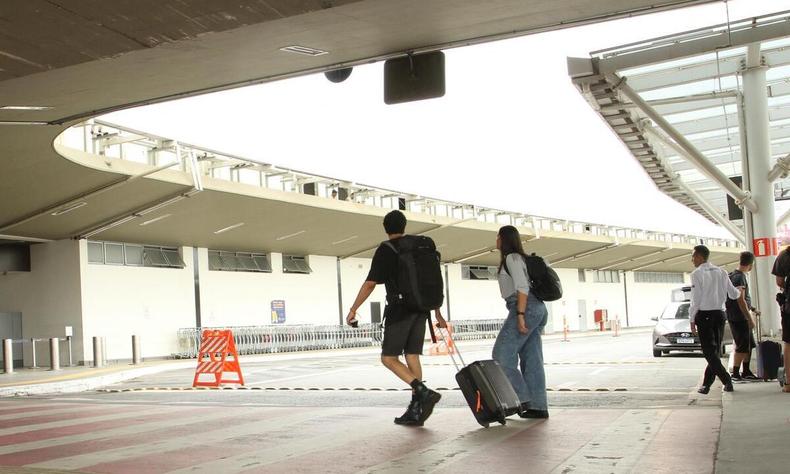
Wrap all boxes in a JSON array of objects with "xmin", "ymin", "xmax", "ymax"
[
  {"xmin": 689, "ymin": 245, "xmax": 741, "ymax": 394},
  {"xmin": 770, "ymin": 246, "xmax": 790, "ymax": 393},
  {"xmin": 346, "ymin": 210, "xmax": 447, "ymax": 425},
  {"xmin": 492, "ymin": 225, "xmax": 549, "ymax": 419},
  {"xmin": 725, "ymin": 251, "xmax": 760, "ymax": 380}
]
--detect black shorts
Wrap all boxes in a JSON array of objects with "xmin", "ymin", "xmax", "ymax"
[
  {"xmin": 783, "ymin": 312, "xmax": 790, "ymax": 344},
  {"xmin": 381, "ymin": 310, "xmax": 429, "ymax": 356},
  {"xmin": 728, "ymin": 320, "xmax": 756, "ymax": 353}
]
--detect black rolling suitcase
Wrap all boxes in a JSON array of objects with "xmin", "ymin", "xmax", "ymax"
[
  {"xmin": 438, "ymin": 328, "xmax": 521, "ymax": 427},
  {"xmin": 756, "ymin": 340, "xmax": 783, "ymax": 381}
]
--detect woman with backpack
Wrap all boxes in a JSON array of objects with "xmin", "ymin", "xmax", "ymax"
[{"xmin": 492, "ymin": 225, "xmax": 550, "ymax": 419}]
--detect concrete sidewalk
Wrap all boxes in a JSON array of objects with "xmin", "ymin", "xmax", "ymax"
[
  {"xmin": 0, "ymin": 327, "xmax": 650, "ymax": 397},
  {"xmin": 717, "ymin": 378, "xmax": 790, "ymax": 473}
]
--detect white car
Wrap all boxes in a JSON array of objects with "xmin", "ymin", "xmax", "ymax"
[{"xmin": 651, "ymin": 287, "xmax": 732, "ymax": 357}]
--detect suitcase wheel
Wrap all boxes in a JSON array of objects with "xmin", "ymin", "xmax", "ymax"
[
  {"xmin": 499, "ymin": 420, "xmax": 507, "ymax": 426},
  {"xmin": 481, "ymin": 423, "xmax": 490, "ymax": 429}
]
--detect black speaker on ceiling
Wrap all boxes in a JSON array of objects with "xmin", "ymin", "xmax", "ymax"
[
  {"xmin": 384, "ymin": 51, "xmax": 445, "ymax": 105},
  {"xmin": 324, "ymin": 67, "xmax": 353, "ymax": 83}
]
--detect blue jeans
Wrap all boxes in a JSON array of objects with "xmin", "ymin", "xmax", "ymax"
[{"xmin": 492, "ymin": 293, "xmax": 548, "ymax": 411}]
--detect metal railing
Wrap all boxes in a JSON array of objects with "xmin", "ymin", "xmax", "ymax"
[
  {"xmin": 174, "ymin": 319, "xmax": 508, "ymax": 359},
  {"xmin": 2, "ymin": 337, "xmax": 73, "ymax": 373},
  {"xmin": 55, "ymin": 120, "xmax": 740, "ymax": 249}
]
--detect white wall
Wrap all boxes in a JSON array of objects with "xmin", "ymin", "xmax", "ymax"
[
  {"xmin": 200, "ymin": 252, "xmax": 340, "ymax": 327},
  {"xmin": 444, "ymin": 263, "xmax": 502, "ymax": 320},
  {"xmin": 0, "ymin": 240, "xmax": 83, "ymax": 366},
  {"xmin": 2, "ymin": 240, "xmax": 693, "ymax": 366},
  {"xmin": 625, "ymin": 273, "xmax": 691, "ymax": 327},
  {"xmin": 81, "ymin": 242, "xmax": 196, "ymax": 361},
  {"xmin": 340, "ymin": 257, "xmax": 387, "ymax": 324}
]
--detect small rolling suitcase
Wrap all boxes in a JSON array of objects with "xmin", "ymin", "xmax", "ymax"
[
  {"xmin": 756, "ymin": 340, "xmax": 782, "ymax": 381},
  {"xmin": 437, "ymin": 328, "xmax": 521, "ymax": 428}
]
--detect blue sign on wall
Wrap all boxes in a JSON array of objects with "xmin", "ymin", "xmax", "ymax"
[{"xmin": 271, "ymin": 300, "xmax": 286, "ymax": 324}]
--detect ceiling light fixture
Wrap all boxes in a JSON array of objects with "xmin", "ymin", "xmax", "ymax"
[
  {"xmin": 0, "ymin": 105, "xmax": 52, "ymax": 111},
  {"xmin": 276, "ymin": 230, "xmax": 306, "ymax": 241},
  {"xmin": 0, "ymin": 121, "xmax": 49, "ymax": 126},
  {"xmin": 214, "ymin": 222, "xmax": 245, "ymax": 234},
  {"xmin": 279, "ymin": 45, "xmax": 329, "ymax": 56},
  {"xmin": 331, "ymin": 235, "xmax": 358, "ymax": 245},
  {"xmin": 140, "ymin": 214, "xmax": 172, "ymax": 226},
  {"xmin": 51, "ymin": 202, "xmax": 87, "ymax": 216},
  {"xmin": 464, "ymin": 246, "xmax": 488, "ymax": 255}
]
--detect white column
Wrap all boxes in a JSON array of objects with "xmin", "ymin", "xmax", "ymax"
[{"xmin": 742, "ymin": 43, "xmax": 779, "ymax": 335}]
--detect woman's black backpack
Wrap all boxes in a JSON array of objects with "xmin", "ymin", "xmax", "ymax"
[
  {"xmin": 505, "ymin": 253, "xmax": 563, "ymax": 302},
  {"xmin": 383, "ymin": 235, "xmax": 444, "ymax": 312}
]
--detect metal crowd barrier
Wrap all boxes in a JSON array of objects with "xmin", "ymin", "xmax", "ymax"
[{"xmin": 175, "ymin": 319, "xmax": 505, "ymax": 358}]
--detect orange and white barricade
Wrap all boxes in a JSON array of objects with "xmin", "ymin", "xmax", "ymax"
[
  {"xmin": 429, "ymin": 322, "xmax": 455, "ymax": 356},
  {"xmin": 192, "ymin": 329, "xmax": 245, "ymax": 387}
]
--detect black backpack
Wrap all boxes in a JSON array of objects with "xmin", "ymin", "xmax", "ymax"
[
  {"xmin": 506, "ymin": 253, "xmax": 563, "ymax": 302},
  {"xmin": 383, "ymin": 235, "xmax": 444, "ymax": 312}
]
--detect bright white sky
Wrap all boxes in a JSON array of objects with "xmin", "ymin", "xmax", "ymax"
[{"xmin": 103, "ymin": 0, "xmax": 790, "ymax": 240}]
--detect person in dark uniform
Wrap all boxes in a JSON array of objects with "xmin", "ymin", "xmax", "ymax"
[
  {"xmin": 689, "ymin": 245, "xmax": 741, "ymax": 394},
  {"xmin": 771, "ymin": 246, "xmax": 790, "ymax": 393},
  {"xmin": 725, "ymin": 251, "xmax": 760, "ymax": 380},
  {"xmin": 346, "ymin": 210, "xmax": 447, "ymax": 424}
]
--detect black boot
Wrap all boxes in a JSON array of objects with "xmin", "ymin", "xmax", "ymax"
[
  {"xmin": 411, "ymin": 379, "xmax": 441, "ymax": 424},
  {"xmin": 394, "ymin": 396, "xmax": 422, "ymax": 426},
  {"xmin": 519, "ymin": 409, "xmax": 549, "ymax": 419}
]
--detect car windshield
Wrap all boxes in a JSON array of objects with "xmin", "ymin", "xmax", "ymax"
[{"xmin": 661, "ymin": 303, "xmax": 690, "ymax": 320}]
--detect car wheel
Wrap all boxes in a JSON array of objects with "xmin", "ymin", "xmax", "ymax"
[{"xmin": 653, "ymin": 349, "xmax": 662, "ymax": 358}]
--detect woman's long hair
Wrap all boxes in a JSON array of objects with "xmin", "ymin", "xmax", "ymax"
[{"xmin": 498, "ymin": 225, "xmax": 528, "ymax": 273}]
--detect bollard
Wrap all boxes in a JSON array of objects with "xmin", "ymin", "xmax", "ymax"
[
  {"xmin": 30, "ymin": 338, "xmax": 38, "ymax": 369},
  {"xmin": 93, "ymin": 336, "xmax": 104, "ymax": 368},
  {"xmin": 131, "ymin": 335, "xmax": 141, "ymax": 365},
  {"xmin": 67, "ymin": 336, "xmax": 73, "ymax": 367},
  {"xmin": 101, "ymin": 337, "xmax": 107, "ymax": 366},
  {"xmin": 49, "ymin": 338, "xmax": 60, "ymax": 371},
  {"xmin": 562, "ymin": 315, "xmax": 570, "ymax": 342},
  {"xmin": 3, "ymin": 339, "xmax": 12, "ymax": 374}
]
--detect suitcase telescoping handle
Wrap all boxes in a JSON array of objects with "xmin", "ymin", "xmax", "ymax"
[{"xmin": 436, "ymin": 326, "xmax": 467, "ymax": 371}]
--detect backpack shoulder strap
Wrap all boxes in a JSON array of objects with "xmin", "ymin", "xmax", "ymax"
[{"xmin": 382, "ymin": 241, "xmax": 398, "ymax": 254}]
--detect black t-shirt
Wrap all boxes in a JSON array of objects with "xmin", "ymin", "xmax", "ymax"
[
  {"xmin": 366, "ymin": 237, "xmax": 402, "ymax": 304},
  {"xmin": 772, "ymin": 249, "xmax": 790, "ymax": 282},
  {"xmin": 725, "ymin": 270, "xmax": 750, "ymax": 322}
]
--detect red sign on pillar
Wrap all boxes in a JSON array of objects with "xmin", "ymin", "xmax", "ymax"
[{"xmin": 753, "ymin": 237, "xmax": 780, "ymax": 257}]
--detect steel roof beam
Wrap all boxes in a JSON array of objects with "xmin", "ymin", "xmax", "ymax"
[
  {"xmin": 595, "ymin": 11, "xmax": 790, "ymax": 73},
  {"xmin": 614, "ymin": 75, "xmax": 757, "ymax": 212},
  {"xmin": 674, "ymin": 178, "xmax": 745, "ymax": 244}
]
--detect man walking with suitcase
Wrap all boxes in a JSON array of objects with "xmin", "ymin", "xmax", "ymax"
[
  {"xmin": 347, "ymin": 210, "xmax": 448, "ymax": 425},
  {"xmin": 689, "ymin": 245, "xmax": 741, "ymax": 394}
]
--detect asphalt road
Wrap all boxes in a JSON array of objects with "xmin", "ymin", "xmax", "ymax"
[{"xmin": 39, "ymin": 329, "xmax": 723, "ymax": 410}]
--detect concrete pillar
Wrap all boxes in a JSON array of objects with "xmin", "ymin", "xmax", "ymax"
[
  {"xmin": 3, "ymin": 339, "xmax": 12, "ymax": 374},
  {"xmin": 742, "ymin": 43, "xmax": 780, "ymax": 335}
]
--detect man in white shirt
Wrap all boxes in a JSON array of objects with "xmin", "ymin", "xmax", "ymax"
[{"xmin": 689, "ymin": 245, "xmax": 741, "ymax": 394}]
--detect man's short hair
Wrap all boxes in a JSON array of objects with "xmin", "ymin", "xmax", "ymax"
[
  {"xmin": 383, "ymin": 210, "xmax": 407, "ymax": 234},
  {"xmin": 740, "ymin": 251, "xmax": 755, "ymax": 267},
  {"xmin": 693, "ymin": 245, "xmax": 710, "ymax": 261}
]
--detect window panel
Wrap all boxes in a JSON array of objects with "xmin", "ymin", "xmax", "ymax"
[
  {"xmin": 125, "ymin": 244, "xmax": 143, "ymax": 265},
  {"xmin": 252, "ymin": 255, "xmax": 272, "ymax": 272},
  {"xmin": 88, "ymin": 241, "xmax": 104, "ymax": 264},
  {"xmin": 208, "ymin": 251, "xmax": 228, "ymax": 270},
  {"xmin": 236, "ymin": 254, "xmax": 259, "ymax": 271},
  {"xmin": 104, "ymin": 243, "xmax": 125, "ymax": 265},
  {"xmin": 162, "ymin": 249, "xmax": 185, "ymax": 268},
  {"xmin": 143, "ymin": 248, "xmax": 169, "ymax": 267},
  {"xmin": 283, "ymin": 255, "xmax": 311, "ymax": 274}
]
